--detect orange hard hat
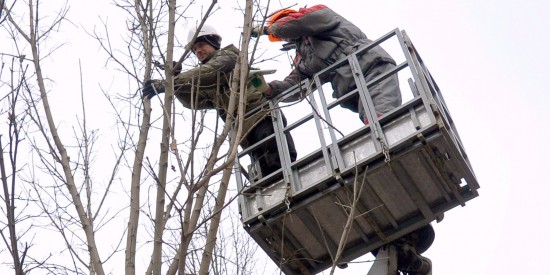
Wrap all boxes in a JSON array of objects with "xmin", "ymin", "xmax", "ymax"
[{"xmin": 267, "ymin": 8, "xmax": 297, "ymax": 42}]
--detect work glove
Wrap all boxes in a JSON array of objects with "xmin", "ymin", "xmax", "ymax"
[
  {"xmin": 263, "ymin": 84, "xmax": 274, "ymax": 99},
  {"xmin": 172, "ymin": 61, "xmax": 182, "ymax": 75},
  {"xmin": 251, "ymin": 25, "xmax": 268, "ymax": 38},
  {"xmin": 154, "ymin": 61, "xmax": 182, "ymax": 75},
  {"xmin": 142, "ymin": 79, "xmax": 165, "ymax": 99}
]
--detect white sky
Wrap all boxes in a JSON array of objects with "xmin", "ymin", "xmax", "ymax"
[{"xmin": 3, "ymin": 0, "xmax": 550, "ymax": 274}]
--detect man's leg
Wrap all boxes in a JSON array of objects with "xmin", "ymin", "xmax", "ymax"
[
  {"xmin": 248, "ymin": 117, "xmax": 279, "ymax": 176},
  {"xmin": 358, "ymin": 62, "xmax": 402, "ymax": 123},
  {"xmin": 248, "ymin": 113, "xmax": 297, "ymax": 177},
  {"xmin": 280, "ymin": 112, "xmax": 297, "ymax": 162}
]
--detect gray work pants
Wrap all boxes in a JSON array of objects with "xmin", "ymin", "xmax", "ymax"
[{"xmin": 358, "ymin": 62, "xmax": 402, "ymax": 123}]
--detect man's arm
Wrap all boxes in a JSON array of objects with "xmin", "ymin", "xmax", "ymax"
[
  {"xmin": 174, "ymin": 44, "xmax": 238, "ymax": 89},
  {"xmin": 268, "ymin": 5, "xmax": 339, "ymax": 40},
  {"xmin": 266, "ymin": 66, "xmax": 311, "ymax": 102},
  {"xmin": 269, "ymin": 69, "xmax": 301, "ymax": 96}
]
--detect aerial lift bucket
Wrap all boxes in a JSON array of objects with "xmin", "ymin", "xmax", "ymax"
[{"xmin": 234, "ymin": 28, "xmax": 479, "ymax": 275}]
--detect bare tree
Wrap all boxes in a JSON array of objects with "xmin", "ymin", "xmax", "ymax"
[
  {"xmin": 1, "ymin": 54, "xmax": 30, "ymax": 275},
  {"xmin": 0, "ymin": 0, "xmax": 272, "ymax": 274},
  {"xmin": 1, "ymin": 1, "xmax": 119, "ymax": 274}
]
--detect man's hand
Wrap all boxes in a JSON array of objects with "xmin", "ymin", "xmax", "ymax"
[
  {"xmin": 263, "ymin": 84, "xmax": 274, "ymax": 99},
  {"xmin": 142, "ymin": 79, "xmax": 165, "ymax": 99},
  {"xmin": 172, "ymin": 61, "xmax": 182, "ymax": 75},
  {"xmin": 251, "ymin": 25, "xmax": 268, "ymax": 38},
  {"xmin": 154, "ymin": 61, "xmax": 182, "ymax": 75}
]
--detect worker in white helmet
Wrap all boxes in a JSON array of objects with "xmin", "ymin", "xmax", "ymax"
[{"xmin": 143, "ymin": 24, "xmax": 297, "ymax": 177}]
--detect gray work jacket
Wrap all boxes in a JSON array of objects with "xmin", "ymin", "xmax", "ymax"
[{"xmin": 269, "ymin": 4, "xmax": 398, "ymax": 113}]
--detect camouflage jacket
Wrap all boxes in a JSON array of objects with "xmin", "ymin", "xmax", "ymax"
[
  {"xmin": 174, "ymin": 44, "xmax": 271, "ymax": 140},
  {"xmin": 174, "ymin": 45, "xmax": 266, "ymax": 118}
]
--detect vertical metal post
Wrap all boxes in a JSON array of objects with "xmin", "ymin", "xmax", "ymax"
[
  {"xmin": 293, "ymin": 79, "xmax": 337, "ymax": 176},
  {"xmin": 395, "ymin": 30, "xmax": 437, "ymax": 123},
  {"xmin": 348, "ymin": 52, "xmax": 390, "ymax": 155},
  {"xmin": 367, "ymin": 244, "xmax": 399, "ymax": 275},
  {"xmin": 312, "ymin": 77, "xmax": 345, "ymax": 176}
]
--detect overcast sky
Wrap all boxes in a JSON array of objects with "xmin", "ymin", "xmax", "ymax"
[{"xmin": 4, "ymin": 0, "xmax": 550, "ymax": 274}]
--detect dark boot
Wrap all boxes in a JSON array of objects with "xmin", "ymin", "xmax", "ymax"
[
  {"xmin": 397, "ymin": 244, "xmax": 431, "ymax": 275},
  {"xmin": 394, "ymin": 232, "xmax": 432, "ymax": 275},
  {"xmin": 395, "ymin": 225, "xmax": 435, "ymax": 275},
  {"xmin": 404, "ymin": 255, "xmax": 431, "ymax": 275}
]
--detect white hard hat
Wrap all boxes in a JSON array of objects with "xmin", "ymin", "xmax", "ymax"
[{"xmin": 187, "ymin": 24, "xmax": 222, "ymax": 49}]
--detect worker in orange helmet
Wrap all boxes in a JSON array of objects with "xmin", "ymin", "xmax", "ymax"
[
  {"xmin": 253, "ymin": 5, "xmax": 433, "ymax": 274},
  {"xmin": 252, "ymin": 5, "xmax": 402, "ymax": 125}
]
